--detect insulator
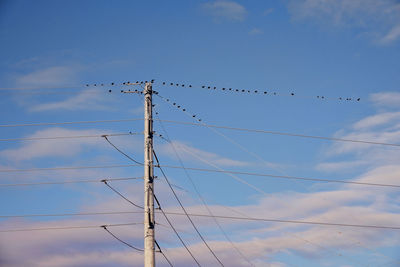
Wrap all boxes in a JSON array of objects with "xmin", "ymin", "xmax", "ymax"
[
  {"xmin": 177, "ymin": 106, "xmax": 181, "ymax": 108},
  {"xmin": 291, "ymin": 93, "xmax": 294, "ymax": 96},
  {"xmin": 202, "ymin": 86, "xmax": 205, "ymax": 88},
  {"xmin": 222, "ymin": 88, "xmax": 225, "ymax": 90},
  {"xmin": 242, "ymin": 90, "xmax": 245, "ymax": 92},
  {"xmin": 236, "ymin": 89, "xmax": 239, "ymax": 92},
  {"xmin": 357, "ymin": 98, "xmax": 360, "ymax": 101},
  {"xmin": 254, "ymin": 90, "xmax": 258, "ymax": 93},
  {"xmin": 162, "ymin": 82, "xmax": 166, "ymax": 85},
  {"xmin": 94, "ymin": 84, "xmax": 97, "ymax": 86},
  {"xmin": 120, "ymin": 90, "xmax": 123, "ymax": 92},
  {"xmin": 192, "ymin": 115, "xmax": 196, "ymax": 118},
  {"xmin": 208, "ymin": 86, "xmax": 211, "ymax": 89},
  {"xmin": 144, "ymin": 81, "xmax": 147, "ymax": 83},
  {"xmin": 247, "ymin": 90, "xmax": 250, "ymax": 93},
  {"xmin": 101, "ymin": 84, "xmax": 104, "ymax": 86},
  {"xmin": 182, "ymin": 84, "xmax": 184, "ymax": 87},
  {"xmin": 182, "ymin": 109, "xmax": 186, "ymax": 111},
  {"xmin": 111, "ymin": 82, "xmax": 114, "ymax": 85},
  {"xmin": 108, "ymin": 90, "xmax": 112, "ymax": 92},
  {"xmin": 151, "ymin": 79, "xmax": 154, "ymax": 83},
  {"xmin": 198, "ymin": 119, "xmax": 202, "ymax": 121},
  {"xmin": 173, "ymin": 103, "xmax": 176, "ymax": 105},
  {"xmin": 189, "ymin": 85, "xmax": 192, "ymax": 87},
  {"xmin": 213, "ymin": 87, "xmax": 216, "ymax": 89},
  {"xmin": 176, "ymin": 84, "xmax": 179, "ymax": 86},
  {"xmin": 264, "ymin": 91, "xmax": 267, "ymax": 94},
  {"xmin": 86, "ymin": 84, "xmax": 89, "ymax": 87}
]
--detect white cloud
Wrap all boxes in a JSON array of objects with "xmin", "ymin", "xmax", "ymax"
[
  {"xmin": 203, "ymin": 0, "xmax": 247, "ymax": 22},
  {"xmin": 30, "ymin": 88, "xmax": 111, "ymax": 112},
  {"xmin": 286, "ymin": 0, "xmax": 400, "ymax": 44},
  {"xmin": 249, "ymin": 28, "xmax": 264, "ymax": 35},
  {"xmin": 160, "ymin": 140, "xmax": 250, "ymax": 167},
  {"xmin": 353, "ymin": 111, "xmax": 400, "ymax": 129},
  {"xmin": 0, "ymin": 128, "xmax": 109, "ymax": 162},
  {"xmin": 16, "ymin": 66, "xmax": 77, "ymax": 87},
  {"xmin": 370, "ymin": 92, "xmax": 400, "ymax": 108}
]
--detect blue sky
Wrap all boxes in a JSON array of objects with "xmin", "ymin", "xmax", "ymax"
[{"xmin": 0, "ymin": 0, "xmax": 400, "ymax": 266}]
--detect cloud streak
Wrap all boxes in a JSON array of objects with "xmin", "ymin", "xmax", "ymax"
[{"xmin": 203, "ymin": 0, "xmax": 247, "ymax": 22}]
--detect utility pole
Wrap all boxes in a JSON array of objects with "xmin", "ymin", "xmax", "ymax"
[{"xmin": 144, "ymin": 82, "xmax": 155, "ymax": 267}]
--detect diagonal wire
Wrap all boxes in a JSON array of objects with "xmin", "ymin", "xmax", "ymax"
[
  {"xmin": 101, "ymin": 180, "xmax": 144, "ymax": 209},
  {"xmin": 153, "ymin": 150, "xmax": 225, "ymax": 266},
  {"xmin": 155, "ymin": 240, "xmax": 174, "ymax": 267},
  {"xmin": 151, "ymin": 188, "xmax": 202, "ymax": 267},
  {"xmin": 102, "ymin": 135, "xmax": 144, "ymax": 165},
  {"xmin": 101, "ymin": 225, "xmax": 144, "ymax": 252},
  {"xmin": 155, "ymin": 117, "xmax": 255, "ymax": 266}
]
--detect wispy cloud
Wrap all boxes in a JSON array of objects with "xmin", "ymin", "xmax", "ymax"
[
  {"xmin": 249, "ymin": 28, "xmax": 263, "ymax": 35},
  {"xmin": 286, "ymin": 0, "xmax": 400, "ymax": 44},
  {"xmin": 203, "ymin": 0, "xmax": 247, "ymax": 22},
  {"xmin": 16, "ymin": 66, "xmax": 78, "ymax": 87},
  {"xmin": 30, "ymin": 88, "xmax": 112, "ymax": 112},
  {"xmin": 370, "ymin": 92, "xmax": 400, "ymax": 108},
  {"xmin": 160, "ymin": 140, "xmax": 250, "ymax": 167}
]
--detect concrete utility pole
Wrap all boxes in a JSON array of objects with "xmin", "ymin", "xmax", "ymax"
[{"xmin": 144, "ymin": 82, "xmax": 155, "ymax": 267}]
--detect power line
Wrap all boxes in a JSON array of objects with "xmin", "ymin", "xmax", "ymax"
[
  {"xmin": 156, "ymin": 120, "xmax": 400, "ymax": 147},
  {"xmin": 0, "ymin": 118, "xmax": 143, "ymax": 128},
  {"xmin": 155, "ymin": 118, "xmax": 254, "ymax": 266},
  {"xmin": 2, "ymin": 117, "xmax": 395, "ymax": 147},
  {"xmin": 155, "ymin": 196, "xmax": 202, "ymax": 267},
  {"xmin": 0, "ymin": 222, "xmax": 141, "ymax": 233},
  {"xmin": 159, "ymin": 165, "xmax": 400, "ymax": 189},
  {"xmin": 2, "ymin": 211, "xmax": 400, "ymax": 231},
  {"xmin": 0, "ymin": 211, "xmax": 141, "ymax": 218},
  {"xmin": 101, "ymin": 225, "xmax": 144, "ymax": 252},
  {"xmin": 101, "ymin": 180, "xmax": 144, "ymax": 209},
  {"xmin": 0, "ymin": 132, "xmax": 142, "ymax": 142},
  {"xmin": 153, "ymin": 150, "xmax": 225, "ymax": 267},
  {"xmin": 1, "ymin": 164, "xmax": 398, "ymax": 189},
  {"xmin": 0, "ymin": 177, "xmax": 143, "ymax": 187},
  {"xmin": 0, "ymin": 164, "xmax": 141, "ymax": 173},
  {"xmin": 97, "ymin": 136, "xmax": 201, "ymax": 266},
  {"xmin": 103, "ymin": 135, "xmax": 144, "ymax": 165},
  {"xmin": 164, "ymin": 212, "xmax": 400, "ymax": 230},
  {"xmin": 158, "ymin": 81, "xmax": 361, "ymax": 102},
  {"xmin": 155, "ymin": 240, "xmax": 174, "ymax": 267}
]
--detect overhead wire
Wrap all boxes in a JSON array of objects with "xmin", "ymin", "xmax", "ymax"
[
  {"xmin": 102, "ymin": 135, "xmax": 144, "ymax": 165},
  {"xmin": 101, "ymin": 225, "xmax": 144, "ymax": 252},
  {"xmin": 155, "ymin": 240, "xmax": 174, "ymax": 267},
  {"xmin": 1, "ymin": 117, "xmax": 396, "ymax": 147},
  {"xmin": 0, "ymin": 118, "xmax": 143, "ymax": 128},
  {"xmin": 98, "ymin": 129, "xmax": 202, "ymax": 267},
  {"xmin": 154, "ymin": 115, "xmax": 255, "ymax": 266},
  {"xmin": 1, "ymin": 164, "xmax": 399, "ymax": 189},
  {"xmin": 158, "ymin": 81, "xmax": 361, "ymax": 102},
  {"xmin": 101, "ymin": 180, "xmax": 144, "ymax": 209},
  {"xmin": 0, "ymin": 177, "xmax": 143, "ymax": 187},
  {"xmin": 0, "ymin": 164, "xmax": 142, "ymax": 173},
  {"xmin": 0, "ymin": 222, "xmax": 141, "ymax": 233},
  {"xmin": 1, "ymin": 211, "xmax": 399, "ymax": 230},
  {"xmin": 153, "ymin": 150, "xmax": 225, "ymax": 267},
  {"xmin": 0, "ymin": 132, "xmax": 142, "ymax": 142},
  {"xmin": 154, "ymin": 119, "xmax": 400, "ymax": 148}
]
